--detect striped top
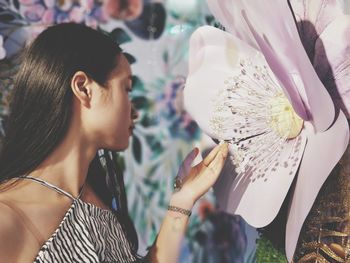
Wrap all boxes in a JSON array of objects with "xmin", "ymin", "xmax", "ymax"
[{"xmin": 18, "ymin": 176, "xmax": 138, "ymax": 263}]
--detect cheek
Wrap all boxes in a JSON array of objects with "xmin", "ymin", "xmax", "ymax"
[
  {"xmin": 116, "ymin": 95, "xmax": 131, "ymax": 119},
  {"xmin": 110, "ymin": 97, "xmax": 132, "ymax": 134}
]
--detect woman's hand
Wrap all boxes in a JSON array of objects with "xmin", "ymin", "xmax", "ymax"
[
  {"xmin": 147, "ymin": 143, "xmax": 228, "ymax": 262},
  {"xmin": 170, "ymin": 143, "xmax": 229, "ymax": 209}
]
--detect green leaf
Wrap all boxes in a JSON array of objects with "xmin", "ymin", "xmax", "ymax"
[
  {"xmin": 131, "ymin": 75, "xmax": 145, "ymax": 92},
  {"xmin": 13, "ymin": 0, "xmax": 20, "ymax": 10},
  {"xmin": 132, "ymin": 96, "xmax": 151, "ymax": 110},
  {"xmin": 162, "ymin": 50, "xmax": 169, "ymax": 64},
  {"xmin": 255, "ymin": 235, "xmax": 287, "ymax": 263},
  {"xmin": 112, "ymin": 152, "xmax": 125, "ymax": 172},
  {"xmin": 139, "ymin": 114, "xmax": 158, "ymax": 128},
  {"xmin": 132, "ymin": 135, "xmax": 142, "ymax": 163},
  {"xmin": 145, "ymin": 135, "xmax": 163, "ymax": 155},
  {"xmin": 110, "ymin": 28, "xmax": 132, "ymax": 44},
  {"xmin": 0, "ymin": 13, "xmax": 15, "ymax": 22},
  {"xmin": 147, "ymin": 165, "xmax": 158, "ymax": 178}
]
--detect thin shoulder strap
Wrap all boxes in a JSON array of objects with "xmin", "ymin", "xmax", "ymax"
[{"xmin": 17, "ymin": 176, "xmax": 84, "ymax": 201}]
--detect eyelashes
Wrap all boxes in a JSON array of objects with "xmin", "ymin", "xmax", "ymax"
[{"xmin": 125, "ymin": 86, "xmax": 133, "ymax": 95}]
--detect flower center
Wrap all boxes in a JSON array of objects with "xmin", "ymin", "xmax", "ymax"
[{"xmin": 267, "ymin": 92, "xmax": 304, "ymax": 139}]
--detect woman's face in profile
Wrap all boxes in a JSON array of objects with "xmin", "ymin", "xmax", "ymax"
[{"xmin": 91, "ymin": 54, "xmax": 135, "ymax": 151}]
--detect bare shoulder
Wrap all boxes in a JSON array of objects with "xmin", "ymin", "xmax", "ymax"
[{"xmin": 0, "ymin": 198, "xmax": 27, "ymax": 262}]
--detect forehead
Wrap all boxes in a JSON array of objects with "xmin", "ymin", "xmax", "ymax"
[{"xmin": 110, "ymin": 54, "xmax": 131, "ymax": 80}]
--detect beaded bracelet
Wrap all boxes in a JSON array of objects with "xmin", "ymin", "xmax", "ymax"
[{"xmin": 167, "ymin": 205, "xmax": 192, "ymax": 217}]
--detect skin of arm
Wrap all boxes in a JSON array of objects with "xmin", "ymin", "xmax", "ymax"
[
  {"xmin": 0, "ymin": 202, "xmax": 30, "ymax": 263},
  {"xmin": 146, "ymin": 143, "xmax": 229, "ymax": 263}
]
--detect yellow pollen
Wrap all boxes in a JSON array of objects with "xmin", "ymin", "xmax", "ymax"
[{"xmin": 267, "ymin": 92, "xmax": 304, "ymax": 139}]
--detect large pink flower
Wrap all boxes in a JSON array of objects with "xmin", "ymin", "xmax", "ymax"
[
  {"xmin": 103, "ymin": 0, "xmax": 143, "ymax": 20},
  {"xmin": 184, "ymin": 0, "xmax": 350, "ymax": 260}
]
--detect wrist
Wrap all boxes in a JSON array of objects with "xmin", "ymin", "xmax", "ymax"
[
  {"xmin": 169, "ymin": 189, "xmax": 195, "ymax": 211},
  {"xmin": 167, "ymin": 205, "xmax": 192, "ymax": 217}
]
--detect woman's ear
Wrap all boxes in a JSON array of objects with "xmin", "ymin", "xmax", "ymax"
[{"xmin": 71, "ymin": 71, "xmax": 93, "ymax": 108}]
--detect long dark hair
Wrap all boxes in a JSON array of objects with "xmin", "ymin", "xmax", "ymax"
[
  {"xmin": 88, "ymin": 150, "xmax": 141, "ymax": 257},
  {"xmin": 0, "ymin": 23, "xmax": 140, "ymax": 256}
]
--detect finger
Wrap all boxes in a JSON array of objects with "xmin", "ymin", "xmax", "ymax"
[
  {"xmin": 203, "ymin": 142, "xmax": 228, "ymax": 167},
  {"xmin": 177, "ymin": 147, "xmax": 199, "ymax": 178},
  {"xmin": 207, "ymin": 144, "xmax": 228, "ymax": 176}
]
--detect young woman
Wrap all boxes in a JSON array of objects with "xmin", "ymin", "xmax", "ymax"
[{"xmin": 0, "ymin": 23, "xmax": 228, "ymax": 262}]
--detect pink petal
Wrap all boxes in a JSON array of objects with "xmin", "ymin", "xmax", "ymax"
[
  {"xmin": 206, "ymin": 0, "xmax": 312, "ymax": 125},
  {"xmin": 285, "ymin": 110, "xmax": 349, "ymax": 261},
  {"xmin": 214, "ymin": 134, "xmax": 307, "ymax": 227},
  {"xmin": 69, "ymin": 6, "xmax": 85, "ymax": 23},
  {"xmin": 207, "ymin": 0, "xmax": 258, "ymax": 50},
  {"xmin": 124, "ymin": 0, "xmax": 143, "ymax": 20},
  {"xmin": 80, "ymin": 0, "xmax": 94, "ymax": 13},
  {"xmin": 21, "ymin": 4, "xmax": 46, "ymax": 22},
  {"xmin": 57, "ymin": 0, "xmax": 73, "ymax": 12},
  {"xmin": 313, "ymin": 16, "xmax": 350, "ymax": 118},
  {"xmin": 185, "ymin": 26, "xmax": 258, "ymax": 139},
  {"xmin": 84, "ymin": 17, "xmax": 98, "ymax": 29},
  {"xmin": 290, "ymin": 0, "xmax": 342, "ymax": 57},
  {"xmin": 240, "ymin": 0, "xmax": 335, "ymax": 132},
  {"xmin": 43, "ymin": 0, "xmax": 55, "ymax": 8},
  {"xmin": 103, "ymin": 0, "xmax": 121, "ymax": 18},
  {"xmin": 41, "ymin": 9, "xmax": 55, "ymax": 24}
]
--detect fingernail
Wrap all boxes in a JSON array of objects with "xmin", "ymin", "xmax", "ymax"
[
  {"xmin": 191, "ymin": 147, "xmax": 199, "ymax": 156},
  {"xmin": 220, "ymin": 142, "xmax": 228, "ymax": 149},
  {"xmin": 221, "ymin": 152, "xmax": 227, "ymax": 159},
  {"xmin": 221, "ymin": 144, "xmax": 228, "ymax": 155}
]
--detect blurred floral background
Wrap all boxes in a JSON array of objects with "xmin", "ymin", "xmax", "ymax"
[{"xmin": 0, "ymin": 0, "xmax": 260, "ymax": 262}]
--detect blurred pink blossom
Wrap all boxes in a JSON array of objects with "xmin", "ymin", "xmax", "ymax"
[
  {"xmin": 80, "ymin": 0, "xmax": 94, "ymax": 13},
  {"xmin": 43, "ymin": 0, "xmax": 55, "ymax": 8},
  {"xmin": 103, "ymin": 0, "xmax": 143, "ymax": 20},
  {"xmin": 69, "ymin": 6, "xmax": 85, "ymax": 23},
  {"xmin": 41, "ymin": 9, "xmax": 55, "ymax": 24},
  {"xmin": 22, "ymin": 4, "xmax": 46, "ymax": 22}
]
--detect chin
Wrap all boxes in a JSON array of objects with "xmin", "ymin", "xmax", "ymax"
[
  {"xmin": 100, "ymin": 133, "xmax": 131, "ymax": 151},
  {"xmin": 109, "ymin": 139, "xmax": 130, "ymax": 152}
]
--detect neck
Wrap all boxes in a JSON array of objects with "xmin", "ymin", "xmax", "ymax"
[{"xmin": 29, "ymin": 125, "xmax": 96, "ymax": 198}]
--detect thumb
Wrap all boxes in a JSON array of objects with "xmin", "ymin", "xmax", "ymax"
[{"xmin": 177, "ymin": 147, "xmax": 199, "ymax": 178}]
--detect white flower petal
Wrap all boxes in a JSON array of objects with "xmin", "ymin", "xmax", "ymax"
[{"xmin": 286, "ymin": 110, "xmax": 349, "ymax": 261}]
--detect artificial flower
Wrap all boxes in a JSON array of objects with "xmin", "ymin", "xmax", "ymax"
[{"xmin": 184, "ymin": 0, "xmax": 350, "ymax": 260}]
